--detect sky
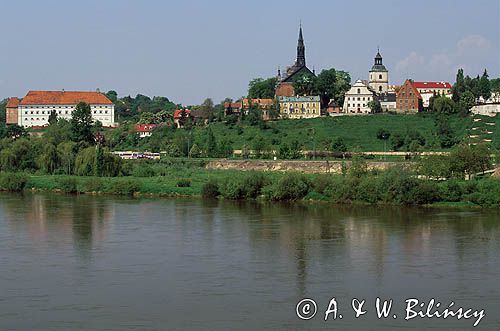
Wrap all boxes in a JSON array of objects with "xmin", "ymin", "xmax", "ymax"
[{"xmin": 1, "ymin": 0, "xmax": 499, "ymax": 105}]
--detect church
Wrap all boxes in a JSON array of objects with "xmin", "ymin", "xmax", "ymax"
[{"xmin": 275, "ymin": 25, "xmax": 315, "ymax": 97}]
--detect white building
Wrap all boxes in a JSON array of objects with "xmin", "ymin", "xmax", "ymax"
[
  {"xmin": 368, "ymin": 50, "xmax": 389, "ymax": 94},
  {"xmin": 343, "ymin": 80, "xmax": 376, "ymax": 115},
  {"xmin": 14, "ymin": 90, "xmax": 115, "ymax": 128},
  {"xmin": 412, "ymin": 82, "xmax": 452, "ymax": 108}
]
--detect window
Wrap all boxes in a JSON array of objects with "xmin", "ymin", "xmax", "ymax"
[
  {"xmin": 357, "ymin": 88, "xmax": 361, "ymax": 94},
  {"xmin": 379, "ymin": 74, "xmax": 382, "ymax": 79},
  {"xmin": 379, "ymin": 86, "xmax": 382, "ymax": 92}
]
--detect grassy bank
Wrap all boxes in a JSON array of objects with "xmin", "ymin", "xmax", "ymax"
[{"xmin": 1, "ymin": 168, "xmax": 497, "ymax": 208}]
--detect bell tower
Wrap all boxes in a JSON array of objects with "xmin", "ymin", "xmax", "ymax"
[{"xmin": 369, "ymin": 48, "xmax": 389, "ymax": 94}]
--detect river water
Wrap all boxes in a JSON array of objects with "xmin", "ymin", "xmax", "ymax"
[{"xmin": 0, "ymin": 193, "xmax": 499, "ymax": 330}]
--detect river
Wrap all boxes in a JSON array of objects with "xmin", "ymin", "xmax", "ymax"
[{"xmin": 0, "ymin": 193, "xmax": 499, "ymax": 330}]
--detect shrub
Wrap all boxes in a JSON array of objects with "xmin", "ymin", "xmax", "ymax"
[
  {"xmin": 83, "ymin": 177, "xmax": 103, "ymax": 192},
  {"xmin": 176, "ymin": 178, "xmax": 191, "ymax": 188},
  {"xmin": 131, "ymin": 164, "xmax": 156, "ymax": 177},
  {"xmin": 201, "ymin": 180, "xmax": 220, "ymax": 198},
  {"xmin": 269, "ymin": 174, "xmax": 311, "ymax": 201},
  {"xmin": 57, "ymin": 177, "xmax": 79, "ymax": 194},
  {"xmin": 242, "ymin": 172, "xmax": 268, "ymax": 198},
  {"xmin": 110, "ymin": 178, "xmax": 139, "ymax": 195},
  {"xmin": 219, "ymin": 177, "xmax": 245, "ymax": 199},
  {"xmin": 0, "ymin": 172, "xmax": 28, "ymax": 192}
]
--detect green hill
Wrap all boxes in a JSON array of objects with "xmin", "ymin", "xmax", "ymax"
[{"xmin": 206, "ymin": 113, "xmax": 473, "ymax": 152}]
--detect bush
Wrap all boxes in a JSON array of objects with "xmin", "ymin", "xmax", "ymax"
[
  {"xmin": 176, "ymin": 178, "xmax": 191, "ymax": 188},
  {"xmin": 219, "ymin": 177, "xmax": 245, "ymax": 199},
  {"xmin": 242, "ymin": 172, "xmax": 268, "ymax": 198},
  {"xmin": 268, "ymin": 174, "xmax": 311, "ymax": 201},
  {"xmin": 132, "ymin": 164, "xmax": 157, "ymax": 177},
  {"xmin": 109, "ymin": 178, "xmax": 139, "ymax": 195},
  {"xmin": 57, "ymin": 177, "xmax": 79, "ymax": 194},
  {"xmin": 0, "ymin": 172, "xmax": 28, "ymax": 192},
  {"xmin": 201, "ymin": 180, "xmax": 220, "ymax": 198},
  {"xmin": 83, "ymin": 177, "xmax": 103, "ymax": 192}
]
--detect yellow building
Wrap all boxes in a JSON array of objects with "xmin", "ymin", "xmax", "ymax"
[{"xmin": 278, "ymin": 96, "xmax": 321, "ymax": 119}]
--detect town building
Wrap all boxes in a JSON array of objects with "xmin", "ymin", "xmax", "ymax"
[
  {"xmin": 173, "ymin": 109, "xmax": 193, "ymax": 128},
  {"xmin": 278, "ymin": 96, "xmax": 321, "ymax": 119},
  {"xmin": 223, "ymin": 98, "xmax": 274, "ymax": 119},
  {"xmin": 10, "ymin": 90, "xmax": 115, "ymax": 128},
  {"xmin": 471, "ymin": 92, "xmax": 500, "ymax": 116},
  {"xmin": 326, "ymin": 99, "xmax": 342, "ymax": 116},
  {"xmin": 412, "ymin": 81, "xmax": 452, "ymax": 107},
  {"xmin": 135, "ymin": 124, "xmax": 158, "ymax": 138},
  {"xmin": 396, "ymin": 79, "xmax": 423, "ymax": 113},
  {"xmin": 368, "ymin": 50, "xmax": 389, "ymax": 94},
  {"xmin": 379, "ymin": 93, "xmax": 397, "ymax": 112},
  {"xmin": 275, "ymin": 25, "xmax": 315, "ymax": 97},
  {"xmin": 5, "ymin": 97, "xmax": 20, "ymax": 125},
  {"xmin": 342, "ymin": 80, "xmax": 377, "ymax": 115}
]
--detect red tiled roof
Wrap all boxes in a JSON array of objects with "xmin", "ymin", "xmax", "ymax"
[
  {"xmin": 6, "ymin": 97, "xmax": 20, "ymax": 108},
  {"xmin": 413, "ymin": 82, "xmax": 452, "ymax": 89},
  {"xmin": 19, "ymin": 91, "xmax": 113, "ymax": 105},
  {"xmin": 223, "ymin": 102, "xmax": 242, "ymax": 109},
  {"xmin": 174, "ymin": 109, "xmax": 192, "ymax": 119},
  {"xmin": 135, "ymin": 124, "xmax": 158, "ymax": 133}
]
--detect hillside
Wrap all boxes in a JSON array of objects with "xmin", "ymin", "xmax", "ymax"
[{"xmin": 205, "ymin": 113, "xmax": 473, "ymax": 152}]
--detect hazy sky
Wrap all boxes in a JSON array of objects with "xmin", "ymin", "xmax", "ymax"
[{"xmin": 1, "ymin": 0, "xmax": 499, "ymax": 105}]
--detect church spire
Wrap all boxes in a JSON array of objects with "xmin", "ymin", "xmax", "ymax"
[{"xmin": 296, "ymin": 23, "xmax": 306, "ymax": 67}]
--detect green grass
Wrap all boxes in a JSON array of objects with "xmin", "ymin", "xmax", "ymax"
[{"xmin": 205, "ymin": 113, "xmax": 472, "ymax": 152}]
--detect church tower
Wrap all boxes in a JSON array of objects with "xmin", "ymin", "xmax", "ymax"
[
  {"xmin": 369, "ymin": 49, "xmax": 389, "ymax": 94},
  {"xmin": 296, "ymin": 24, "xmax": 306, "ymax": 67}
]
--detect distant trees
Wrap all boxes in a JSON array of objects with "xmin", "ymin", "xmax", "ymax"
[
  {"xmin": 248, "ymin": 77, "xmax": 278, "ymax": 99},
  {"xmin": 452, "ymin": 68, "xmax": 493, "ymax": 107},
  {"xmin": 368, "ymin": 100, "xmax": 382, "ymax": 113},
  {"xmin": 291, "ymin": 68, "xmax": 351, "ymax": 106}
]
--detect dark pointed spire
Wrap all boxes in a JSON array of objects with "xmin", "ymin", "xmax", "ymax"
[
  {"xmin": 375, "ymin": 48, "xmax": 383, "ymax": 65},
  {"xmin": 296, "ymin": 23, "xmax": 306, "ymax": 67}
]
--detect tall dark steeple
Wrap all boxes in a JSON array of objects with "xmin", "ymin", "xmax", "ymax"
[{"xmin": 296, "ymin": 24, "xmax": 306, "ymax": 67}]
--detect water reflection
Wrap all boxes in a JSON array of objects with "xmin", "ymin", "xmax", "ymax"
[{"xmin": 0, "ymin": 193, "xmax": 499, "ymax": 330}]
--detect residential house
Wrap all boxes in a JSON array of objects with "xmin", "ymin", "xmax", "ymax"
[
  {"xmin": 135, "ymin": 124, "xmax": 159, "ymax": 138},
  {"xmin": 173, "ymin": 109, "xmax": 193, "ymax": 128}
]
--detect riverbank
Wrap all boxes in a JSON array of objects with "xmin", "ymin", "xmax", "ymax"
[{"xmin": 1, "ymin": 168, "xmax": 497, "ymax": 208}]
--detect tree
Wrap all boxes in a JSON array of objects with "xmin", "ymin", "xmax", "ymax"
[
  {"xmin": 315, "ymin": 68, "xmax": 351, "ymax": 106},
  {"xmin": 57, "ymin": 141, "xmax": 77, "ymax": 175},
  {"xmin": 37, "ymin": 143, "xmax": 59, "ymax": 174},
  {"xmin": 433, "ymin": 96, "xmax": 456, "ymax": 114},
  {"xmin": 330, "ymin": 137, "xmax": 347, "ymax": 153},
  {"xmin": 71, "ymin": 102, "xmax": 94, "ymax": 144},
  {"xmin": 478, "ymin": 69, "xmax": 491, "ymax": 101},
  {"xmin": 435, "ymin": 115, "xmax": 456, "ymax": 148},
  {"xmin": 248, "ymin": 77, "xmax": 278, "ymax": 98},
  {"xmin": 94, "ymin": 145, "xmax": 104, "ymax": 176},
  {"xmin": 368, "ymin": 99, "xmax": 382, "ymax": 113},
  {"xmin": 293, "ymin": 73, "xmax": 317, "ymax": 96},
  {"xmin": 48, "ymin": 109, "xmax": 58, "ymax": 125},
  {"xmin": 105, "ymin": 90, "xmax": 118, "ymax": 103},
  {"xmin": 206, "ymin": 127, "xmax": 217, "ymax": 157},
  {"xmin": 452, "ymin": 68, "xmax": 465, "ymax": 102},
  {"xmin": 459, "ymin": 91, "xmax": 476, "ymax": 113},
  {"xmin": 376, "ymin": 128, "xmax": 390, "ymax": 157}
]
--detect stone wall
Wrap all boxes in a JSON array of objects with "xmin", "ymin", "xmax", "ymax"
[{"xmin": 206, "ymin": 159, "xmax": 406, "ymax": 174}]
